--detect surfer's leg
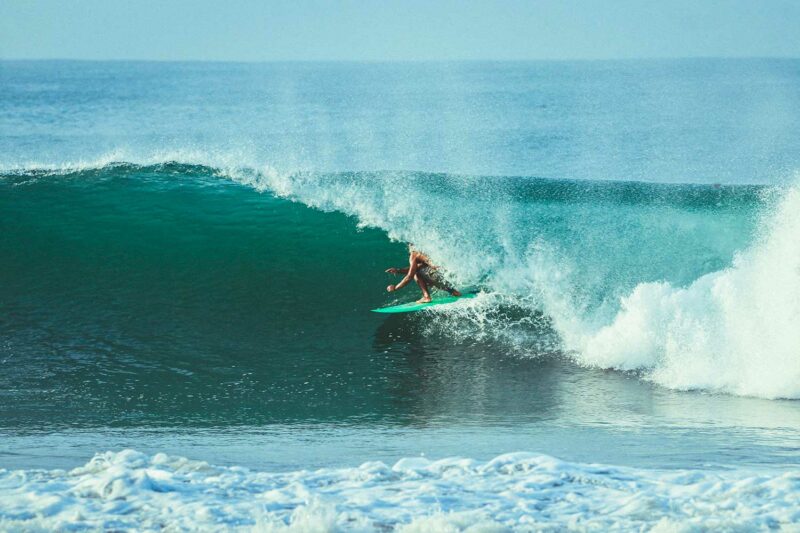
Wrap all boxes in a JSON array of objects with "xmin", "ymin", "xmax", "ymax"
[
  {"xmin": 436, "ymin": 279, "xmax": 461, "ymax": 296},
  {"xmin": 414, "ymin": 274, "xmax": 432, "ymax": 303},
  {"xmin": 426, "ymin": 270, "xmax": 462, "ymax": 297}
]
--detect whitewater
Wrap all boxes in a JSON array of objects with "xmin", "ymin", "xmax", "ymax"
[{"xmin": 1, "ymin": 449, "xmax": 799, "ymax": 531}]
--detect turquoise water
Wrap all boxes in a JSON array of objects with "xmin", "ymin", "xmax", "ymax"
[{"xmin": 1, "ymin": 60, "xmax": 799, "ymax": 530}]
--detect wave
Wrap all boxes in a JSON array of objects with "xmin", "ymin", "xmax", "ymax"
[
  {"xmin": 2, "ymin": 157, "xmax": 798, "ymax": 399},
  {"xmin": 1, "ymin": 449, "xmax": 797, "ymax": 531}
]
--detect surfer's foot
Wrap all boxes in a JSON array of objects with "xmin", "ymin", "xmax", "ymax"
[
  {"xmin": 416, "ymin": 296, "xmax": 432, "ymax": 303},
  {"xmin": 450, "ymin": 290, "xmax": 462, "ymax": 297}
]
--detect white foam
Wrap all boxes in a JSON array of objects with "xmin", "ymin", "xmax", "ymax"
[
  {"xmin": 563, "ymin": 183, "xmax": 800, "ymax": 399},
  {"xmin": 0, "ymin": 450, "xmax": 797, "ymax": 531}
]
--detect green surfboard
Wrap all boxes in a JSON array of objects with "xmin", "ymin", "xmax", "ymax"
[{"xmin": 371, "ymin": 293, "xmax": 476, "ymax": 314}]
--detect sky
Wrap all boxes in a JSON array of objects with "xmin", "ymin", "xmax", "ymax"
[{"xmin": 1, "ymin": 0, "xmax": 799, "ymax": 61}]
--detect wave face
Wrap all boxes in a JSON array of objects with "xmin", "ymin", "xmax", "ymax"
[
  {"xmin": 3, "ymin": 161, "xmax": 797, "ymax": 400},
  {"xmin": 1, "ymin": 449, "xmax": 798, "ymax": 531},
  {"xmin": 1, "ymin": 163, "xmax": 405, "ymax": 427}
]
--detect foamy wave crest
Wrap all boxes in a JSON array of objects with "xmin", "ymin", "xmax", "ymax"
[
  {"xmin": 0, "ymin": 450, "xmax": 797, "ymax": 531},
  {"xmin": 567, "ymin": 183, "xmax": 800, "ymax": 398}
]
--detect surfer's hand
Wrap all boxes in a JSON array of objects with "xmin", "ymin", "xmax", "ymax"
[
  {"xmin": 387, "ymin": 284, "xmax": 396, "ymax": 292},
  {"xmin": 385, "ymin": 268, "xmax": 399, "ymax": 274}
]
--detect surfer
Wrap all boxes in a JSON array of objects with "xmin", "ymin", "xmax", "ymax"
[{"xmin": 385, "ymin": 245, "xmax": 461, "ymax": 303}]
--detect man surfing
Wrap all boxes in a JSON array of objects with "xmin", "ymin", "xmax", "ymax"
[{"xmin": 385, "ymin": 245, "xmax": 462, "ymax": 303}]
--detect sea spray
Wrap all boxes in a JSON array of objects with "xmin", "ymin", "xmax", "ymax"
[{"xmin": 569, "ymin": 182, "xmax": 800, "ymax": 398}]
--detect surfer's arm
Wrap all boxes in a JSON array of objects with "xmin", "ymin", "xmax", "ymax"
[
  {"xmin": 392, "ymin": 253, "xmax": 422, "ymax": 290},
  {"xmin": 385, "ymin": 267, "xmax": 409, "ymax": 275}
]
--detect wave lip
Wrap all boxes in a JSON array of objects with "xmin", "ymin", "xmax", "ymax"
[{"xmin": 0, "ymin": 450, "xmax": 798, "ymax": 531}]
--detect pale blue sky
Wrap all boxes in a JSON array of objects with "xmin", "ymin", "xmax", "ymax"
[{"xmin": 2, "ymin": 0, "xmax": 799, "ymax": 61}]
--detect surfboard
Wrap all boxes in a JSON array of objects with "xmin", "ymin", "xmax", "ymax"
[{"xmin": 371, "ymin": 293, "xmax": 476, "ymax": 314}]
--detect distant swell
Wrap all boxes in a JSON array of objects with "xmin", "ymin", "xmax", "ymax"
[{"xmin": 3, "ymin": 157, "xmax": 798, "ymax": 399}]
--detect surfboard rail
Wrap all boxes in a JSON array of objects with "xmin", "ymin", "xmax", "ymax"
[{"xmin": 371, "ymin": 293, "xmax": 476, "ymax": 313}]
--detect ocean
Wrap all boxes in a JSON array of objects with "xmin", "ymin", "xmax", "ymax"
[{"xmin": 1, "ymin": 59, "xmax": 799, "ymax": 530}]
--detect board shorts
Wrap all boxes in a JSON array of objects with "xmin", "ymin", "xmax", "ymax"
[{"xmin": 417, "ymin": 265, "xmax": 455, "ymax": 293}]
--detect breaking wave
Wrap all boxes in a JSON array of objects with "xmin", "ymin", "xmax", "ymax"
[{"xmin": 3, "ymin": 155, "xmax": 798, "ymax": 399}]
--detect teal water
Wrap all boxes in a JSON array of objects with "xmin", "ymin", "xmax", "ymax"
[
  {"xmin": 2, "ymin": 165, "xmax": 400, "ymax": 427},
  {"xmin": 1, "ymin": 61, "xmax": 799, "ymax": 480}
]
